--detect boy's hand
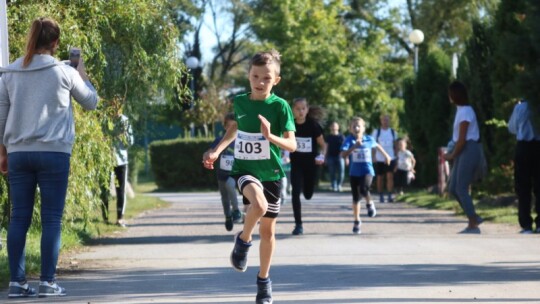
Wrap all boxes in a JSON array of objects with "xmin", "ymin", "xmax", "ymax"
[
  {"xmin": 258, "ymin": 115, "xmax": 271, "ymax": 139},
  {"xmin": 385, "ymin": 155, "xmax": 391, "ymax": 165},
  {"xmin": 202, "ymin": 150, "xmax": 218, "ymax": 169}
]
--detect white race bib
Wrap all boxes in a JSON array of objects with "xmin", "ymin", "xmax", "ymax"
[
  {"xmin": 296, "ymin": 137, "xmax": 312, "ymax": 153},
  {"xmin": 352, "ymin": 148, "xmax": 371, "ymax": 163},
  {"xmin": 234, "ymin": 131, "xmax": 271, "ymax": 160},
  {"xmin": 219, "ymin": 154, "xmax": 234, "ymax": 171}
]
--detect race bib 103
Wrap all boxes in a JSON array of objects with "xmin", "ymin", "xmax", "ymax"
[{"xmin": 234, "ymin": 131, "xmax": 271, "ymax": 160}]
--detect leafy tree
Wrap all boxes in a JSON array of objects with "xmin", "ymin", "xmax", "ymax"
[
  {"xmin": 1, "ymin": 0, "xmax": 196, "ymax": 229},
  {"xmin": 403, "ymin": 48, "xmax": 452, "ymax": 186}
]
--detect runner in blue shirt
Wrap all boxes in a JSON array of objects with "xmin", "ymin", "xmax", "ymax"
[{"xmin": 341, "ymin": 117, "xmax": 390, "ymax": 234}]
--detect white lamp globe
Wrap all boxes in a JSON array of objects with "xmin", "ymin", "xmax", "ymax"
[
  {"xmin": 409, "ymin": 29, "xmax": 424, "ymax": 45},
  {"xmin": 186, "ymin": 56, "xmax": 199, "ymax": 69}
]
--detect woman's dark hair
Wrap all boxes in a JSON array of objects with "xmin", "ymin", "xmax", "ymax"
[
  {"xmin": 249, "ymin": 49, "xmax": 281, "ymax": 76},
  {"xmin": 23, "ymin": 17, "xmax": 60, "ymax": 67},
  {"xmin": 293, "ymin": 97, "xmax": 326, "ymax": 125},
  {"xmin": 448, "ymin": 80, "xmax": 469, "ymax": 105}
]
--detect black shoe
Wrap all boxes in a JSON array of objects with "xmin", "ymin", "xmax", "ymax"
[
  {"xmin": 352, "ymin": 220, "xmax": 361, "ymax": 234},
  {"xmin": 367, "ymin": 204, "xmax": 377, "ymax": 217},
  {"xmin": 292, "ymin": 225, "xmax": 303, "ymax": 235},
  {"xmin": 232, "ymin": 210, "xmax": 243, "ymax": 224},
  {"xmin": 256, "ymin": 277, "xmax": 273, "ymax": 304},
  {"xmin": 225, "ymin": 216, "xmax": 233, "ymax": 231},
  {"xmin": 230, "ymin": 232, "xmax": 251, "ymax": 272}
]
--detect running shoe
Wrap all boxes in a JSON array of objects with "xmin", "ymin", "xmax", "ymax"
[
  {"xmin": 292, "ymin": 225, "xmax": 303, "ymax": 235},
  {"xmin": 256, "ymin": 277, "xmax": 273, "ymax": 304},
  {"xmin": 8, "ymin": 281, "xmax": 36, "ymax": 298},
  {"xmin": 38, "ymin": 281, "xmax": 66, "ymax": 297},
  {"xmin": 230, "ymin": 231, "xmax": 252, "ymax": 272},
  {"xmin": 225, "ymin": 216, "xmax": 233, "ymax": 231},
  {"xmin": 232, "ymin": 210, "xmax": 243, "ymax": 224},
  {"xmin": 387, "ymin": 194, "xmax": 394, "ymax": 203},
  {"xmin": 367, "ymin": 203, "xmax": 377, "ymax": 218},
  {"xmin": 379, "ymin": 193, "xmax": 385, "ymax": 203},
  {"xmin": 352, "ymin": 220, "xmax": 361, "ymax": 234},
  {"xmin": 519, "ymin": 229, "xmax": 533, "ymax": 234}
]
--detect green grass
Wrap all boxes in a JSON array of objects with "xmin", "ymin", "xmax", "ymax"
[
  {"xmin": 398, "ymin": 189, "xmax": 518, "ymax": 225},
  {"xmin": 0, "ymin": 181, "xmax": 168, "ymax": 287}
]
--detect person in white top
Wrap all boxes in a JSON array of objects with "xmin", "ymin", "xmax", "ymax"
[
  {"xmin": 443, "ymin": 81, "xmax": 484, "ymax": 234},
  {"xmin": 394, "ymin": 138, "xmax": 416, "ymax": 195},
  {"xmin": 372, "ymin": 114, "xmax": 397, "ymax": 203}
]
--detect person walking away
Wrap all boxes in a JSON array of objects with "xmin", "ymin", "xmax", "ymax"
[
  {"xmin": 102, "ymin": 106, "xmax": 134, "ymax": 227},
  {"xmin": 394, "ymin": 138, "xmax": 416, "ymax": 195},
  {"xmin": 289, "ymin": 97, "xmax": 326, "ymax": 235},
  {"xmin": 202, "ymin": 50, "xmax": 296, "ymax": 304},
  {"xmin": 508, "ymin": 99, "xmax": 540, "ymax": 234},
  {"xmin": 372, "ymin": 114, "xmax": 398, "ymax": 202},
  {"xmin": 204, "ymin": 113, "xmax": 243, "ymax": 231},
  {"xmin": 341, "ymin": 117, "xmax": 390, "ymax": 234},
  {"xmin": 325, "ymin": 122, "xmax": 345, "ymax": 192},
  {"xmin": 443, "ymin": 81, "xmax": 484, "ymax": 234},
  {"xmin": 0, "ymin": 17, "xmax": 98, "ymax": 298}
]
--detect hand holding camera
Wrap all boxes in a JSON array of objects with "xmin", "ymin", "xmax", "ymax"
[{"xmin": 68, "ymin": 47, "xmax": 89, "ymax": 80}]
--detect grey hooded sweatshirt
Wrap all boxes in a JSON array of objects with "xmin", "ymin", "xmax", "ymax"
[{"xmin": 0, "ymin": 54, "xmax": 98, "ymax": 154}]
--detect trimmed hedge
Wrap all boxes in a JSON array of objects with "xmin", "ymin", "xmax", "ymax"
[{"xmin": 150, "ymin": 138, "xmax": 218, "ymax": 189}]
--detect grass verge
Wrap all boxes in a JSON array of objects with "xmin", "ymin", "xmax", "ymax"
[
  {"xmin": 398, "ymin": 189, "xmax": 518, "ymax": 225},
  {"xmin": 0, "ymin": 180, "xmax": 168, "ymax": 288}
]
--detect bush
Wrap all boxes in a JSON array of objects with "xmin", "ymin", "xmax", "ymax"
[{"xmin": 150, "ymin": 138, "xmax": 217, "ymax": 189}]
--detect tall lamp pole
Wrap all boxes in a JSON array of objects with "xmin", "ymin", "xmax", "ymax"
[
  {"xmin": 185, "ymin": 56, "xmax": 199, "ymax": 137},
  {"xmin": 0, "ymin": 0, "xmax": 9, "ymax": 68},
  {"xmin": 408, "ymin": 29, "xmax": 424, "ymax": 74},
  {"xmin": 186, "ymin": 56, "xmax": 199, "ymax": 94}
]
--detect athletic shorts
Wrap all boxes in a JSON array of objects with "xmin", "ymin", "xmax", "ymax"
[
  {"xmin": 232, "ymin": 174, "xmax": 282, "ymax": 218},
  {"xmin": 374, "ymin": 159, "xmax": 397, "ymax": 175},
  {"xmin": 350, "ymin": 175, "xmax": 373, "ymax": 203}
]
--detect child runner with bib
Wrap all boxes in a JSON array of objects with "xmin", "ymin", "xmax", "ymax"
[
  {"xmin": 205, "ymin": 113, "xmax": 243, "ymax": 231},
  {"xmin": 341, "ymin": 117, "xmax": 390, "ymax": 234},
  {"xmin": 290, "ymin": 98, "xmax": 326, "ymax": 235},
  {"xmin": 202, "ymin": 50, "xmax": 296, "ymax": 304}
]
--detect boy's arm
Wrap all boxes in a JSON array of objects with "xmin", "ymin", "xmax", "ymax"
[
  {"xmin": 203, "ymin": 122, "xmax": 237, "ymax": 169},
  {"xmin": 258, "ymin": 115, "xmax": 296, "ymax": 152}
]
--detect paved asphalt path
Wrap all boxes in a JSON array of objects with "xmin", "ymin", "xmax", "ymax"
[{"xmin": 2, "ymin": 191, "xmax": 540, "ymax": 303}]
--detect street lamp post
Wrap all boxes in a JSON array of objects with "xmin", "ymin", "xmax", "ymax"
[
  {"xmin": 186, "ymin": 56, "xmax": 199, "ymax": 94},
  {"xmin": 185, "ymin": 56, "xmax": 199, "ymax": 137},
  {"xmin": 408, "ymin": 29, "xmax": 424, "ymax": 74}
]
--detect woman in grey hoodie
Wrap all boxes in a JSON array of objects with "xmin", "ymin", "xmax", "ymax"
[{"xmin": 0, "ymin": 17, "xmax": 98, "ymax": 298}]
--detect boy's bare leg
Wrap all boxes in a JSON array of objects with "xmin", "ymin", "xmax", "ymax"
[
  {"xmin": 239, "ymin": 183, "xmax": 268, "ymax": 243},
  {"xmin": 258, "ymin": 217, "xmax": 277, "ymax": 279}
]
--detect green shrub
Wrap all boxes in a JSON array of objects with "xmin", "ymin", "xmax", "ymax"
[{"xmin": 150, "ymin": 138, "xmax": 217, "ymax": 189}]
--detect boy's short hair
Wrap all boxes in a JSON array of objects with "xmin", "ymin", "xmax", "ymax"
[{"xmin": 249, "ymin": 49, "xmax": 281, "ymax": 76}]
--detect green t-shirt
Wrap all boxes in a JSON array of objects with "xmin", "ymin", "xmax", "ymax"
[{"xmin": 231, "ymin": 93, "xmax": 296, "ymax": 181}]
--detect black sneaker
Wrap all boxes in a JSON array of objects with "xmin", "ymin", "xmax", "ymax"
[
  {"xmin": 38, "ymin": 281, "xmax": 66, "ymax": 297},
  {"xmin": 8, "ymin": 281, "xmax": 37, "ymax": 298},
  {"xmin": 387, "ymin": 194, "xmax": 394, "ymax": 203},
  {"xmin": 292, "ymin": 225, "xmax": 303, "ymax": 235},
  {"xmin": 232, "ymin": 210, "xmax": 243, "ymax": 224},
  {"xmin": 352, "ymin": 220, "xmax": 361, "ymax": 234},
  {"xmin": 225, "ymin": 216, "xmax": 233, "ymax": 231},
  {"xmin": 230, "ymin": 232, "xmax": 252, "ymax": 272},
  {"xmin": 367, "ymin": 203, "xmax": 377, "ymax": 217},
  {"xmin": 379, "ymin": 193, "xmax": 385, "ymax": 203},
  {"xmin": 256, "ymin": 277, "xmax": 273, "ymax": 304}
]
